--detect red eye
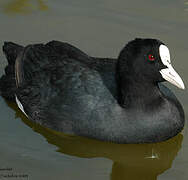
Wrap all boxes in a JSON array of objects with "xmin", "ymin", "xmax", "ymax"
[{"xmin": 148, "ymin": 54, "xmax": 155, "ymax": 61}]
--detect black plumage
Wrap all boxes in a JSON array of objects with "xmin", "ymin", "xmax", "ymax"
[{"xmin": 0, "ymin": 38, "xmax": 185, "ymax": 143}]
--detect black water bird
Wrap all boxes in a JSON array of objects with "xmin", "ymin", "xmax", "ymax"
[{"xmin": 0, "ymin": 38, "xmax": 185, "ymax": 143}]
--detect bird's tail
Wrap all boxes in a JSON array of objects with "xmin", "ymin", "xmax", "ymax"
[{"xmin": 0, "ymin": 42, "xmax": 23, "ymax": 101}]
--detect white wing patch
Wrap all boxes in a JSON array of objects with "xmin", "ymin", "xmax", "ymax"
[{"xmin": 15, "ymin": 95, "xmax": 28, "ymax": 117}]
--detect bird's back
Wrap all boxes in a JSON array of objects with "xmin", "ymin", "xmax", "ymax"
[{"xmin": 14, "ymin": 42, "xmax": 118, "ymax": 133}]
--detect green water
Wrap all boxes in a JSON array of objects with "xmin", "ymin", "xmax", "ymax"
[{"xmin": 0, "ymin": 0, "xmax": 188, "ymax": 179}]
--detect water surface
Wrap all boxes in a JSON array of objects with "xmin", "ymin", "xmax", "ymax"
[{"xmin": 0, "ymin": 0, "xmax": 188, "ymax": 179}]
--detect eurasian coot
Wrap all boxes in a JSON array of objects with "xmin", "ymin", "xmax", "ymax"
[{"xmin": 0, "ymin": 38, "xmax": 185, "ymax": 143}]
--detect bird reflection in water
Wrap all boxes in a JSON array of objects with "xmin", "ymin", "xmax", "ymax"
[
  {"xmin": 3, "ymin": 0, "xmax": 48, "ymax": 14},
  {"xmin": 8, "ymin": 102, "xmax": 183, "ymax": 180}
]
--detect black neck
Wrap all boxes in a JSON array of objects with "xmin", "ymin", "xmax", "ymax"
[{"xmin": 117, "ymin": 76, "xmax": 163, "ymax": 109}]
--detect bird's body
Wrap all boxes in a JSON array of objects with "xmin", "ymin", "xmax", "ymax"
[{"xmin": 0, "ymin": 39, "xmax": 185, "ymax": 143}]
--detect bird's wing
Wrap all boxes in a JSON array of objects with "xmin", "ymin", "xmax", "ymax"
[{"xmin": 15, "ymin": 43, "xmax": 113, "ymax": 132}]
